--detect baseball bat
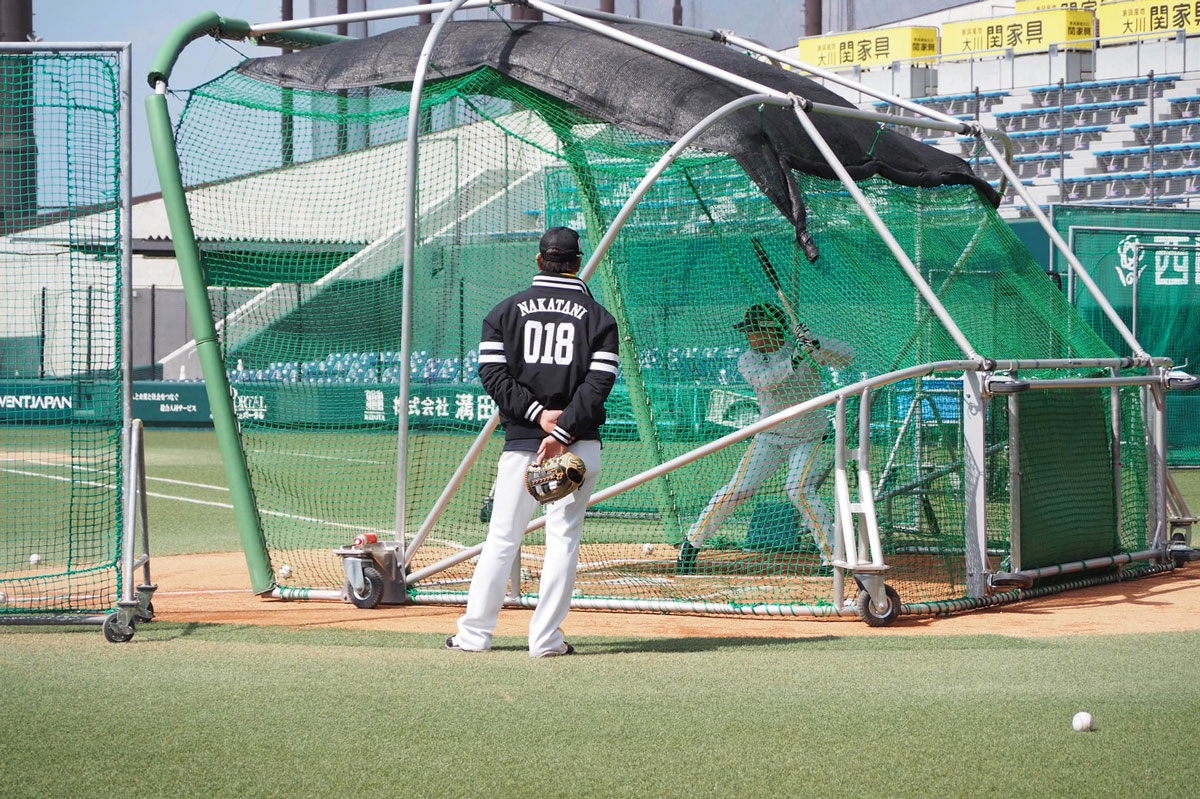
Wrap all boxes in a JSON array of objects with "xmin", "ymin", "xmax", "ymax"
[{"xmin": 750, "ymin": 236, "xmax": 802, "ymax": 332}]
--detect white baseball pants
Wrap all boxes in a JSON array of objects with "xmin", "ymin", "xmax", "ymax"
[
  {"xmin": 685, "ymin": 433, "xmax": 832, "ymax": 564},
  {"xmin": 455, "ymin": 439, "xmax": 602, "ymax": 656}
]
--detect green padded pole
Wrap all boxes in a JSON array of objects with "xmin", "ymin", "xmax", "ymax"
[
  {"xmin": 549, "ymin": 123, "xmax": 685, "ymax": 539},
  {"xmin": 254, "ymin": 29, "xmax": 352, "ymax": 50},
  {"xmin": 147, "ymin": 12, "xmax": 251, "ymax": 87},
  {"xmin": 145, "ymin": 9, "xmax": 346, "ymax": 89},
  {"xmin": 146, "ymin": 91, "xmax": 274, "ymax": 595}
]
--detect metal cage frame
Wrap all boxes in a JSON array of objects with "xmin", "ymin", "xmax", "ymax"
[{"xmin": 146, "ymin": 2, "xmax": 1192, "ymax": 624}]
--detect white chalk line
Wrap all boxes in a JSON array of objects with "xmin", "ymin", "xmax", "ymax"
[
  {"xmin": 250, "ymin": 448, "xmax": 388, "ymax": 467},
  {"xmin": 1, "ymin": 465, "xmax": 471, "ymax": 552}
]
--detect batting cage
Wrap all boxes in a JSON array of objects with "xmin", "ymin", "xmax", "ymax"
[
  {"xmin": 0, "ymin": 43, "xmax": 154, "ymax": 641},
  {"xmin": 147, "ymin": 1, "xmax": 1198, "ymax": 624}
]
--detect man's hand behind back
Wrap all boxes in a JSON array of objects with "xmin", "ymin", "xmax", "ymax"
[
  {"xmin": 536, "ymin": 435, "xmax": 566, "ymax": 464},
  {"xmin": 538, "ymin": 409, "xmax": 563, "ymax": 435}
]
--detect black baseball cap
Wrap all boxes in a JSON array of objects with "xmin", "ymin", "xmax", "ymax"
[
  {"xmin": 539, "ymin": 227, "xmax": 582, "ymax": 263},
  {"xmin": 734, "ymin": 303, "xmax": 788, "ymax": 332}
]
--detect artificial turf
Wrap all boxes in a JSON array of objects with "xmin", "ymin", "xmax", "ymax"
[{"xmin": 1, "ymin": 623, "xmax": 1197, "ymax": 799}]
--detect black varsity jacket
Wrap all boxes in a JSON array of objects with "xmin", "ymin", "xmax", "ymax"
[{"xmin": 478, "ymin": 271, "xmax": 620, "ymax": 451}]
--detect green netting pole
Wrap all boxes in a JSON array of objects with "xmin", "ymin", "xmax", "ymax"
[
  {"xmin": 146, "ymin": 13, "xmax": 251, "ymax": 88},
  {"xmin": 547, "ymin": 121, "xmax": 684, "ymax": 539},
  {"xmin": 146, "ymin": 88, "xmax": 273, "ymax": 595}
]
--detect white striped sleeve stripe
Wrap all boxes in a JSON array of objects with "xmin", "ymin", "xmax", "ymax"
[
  {"xmin": 525, "ymin": 401, "xmax": 544, "ymax": 422},
  {"xmin": 551, "ymin": 425, "xmax": 572, "ymax": 444},
  {"xmin": 478, "ymin": 354, "xmax": 506, "ymax": 364},
  {"xmin": 593, "ymin": 351, "xmax": 619, "ymax": 363},
  {"xmin": 589, "ymin": 361, "xmax": 620, "ymax": 375},
  {"xmin": 479, "ymin": 341, "xmax": 505, "ymax": 352}
]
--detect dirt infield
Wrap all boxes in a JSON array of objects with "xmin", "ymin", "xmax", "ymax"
[{"xmin": 152, "ymin": 551, "xmax": 1200, "ymax": 639}]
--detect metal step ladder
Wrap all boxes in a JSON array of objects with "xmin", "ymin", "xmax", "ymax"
[{"xmin": 830, "ymin": 388, "xmax": 894, "ymax": 623}]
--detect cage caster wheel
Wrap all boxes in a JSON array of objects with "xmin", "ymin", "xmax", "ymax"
[
  {"xmin": 1168, "ymin": 532, "xmax": 1200, "ymax": 566},
  {"xmin": 103, "ymin": 613, "xmax": 135, "ymax": 643},
  {"xmin": 855, "ymin": 584, "xmax": 901, "ymax": 627},
  {"xmin": 136, "ymin": 601, "xmax": 155, "ymax": 623},
  {"xmin": 1171, "ymin": 548, "xmax": 1200, "ymax": 566},
  {"xmin": 988, "ymin": 572, "xmax": 1035, "ymax": 590},
  {"xmin": 349, "ymin": 565, "xmax": 385, "ymax": 609}
]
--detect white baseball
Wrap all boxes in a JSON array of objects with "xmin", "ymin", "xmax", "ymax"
[
  {"xmin": 642, "ymin": 543, "xmax": 656, "ymax": 556},
  {"xmin": 0, "ymin": 591, "xmax": 7, "ymax": 604},
  {"xmin": 279, "ymin": 565, "xmax": 292, "ymax": 579},
  {"xmin": 29, "ymin": 553, "xmax": 41, "ymax": 566},
  {"xmin": 1072, "ymin": 711, "xmax": 1094, "ymax": 732}
]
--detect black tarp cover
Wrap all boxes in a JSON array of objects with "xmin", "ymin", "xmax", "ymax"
[{"xmin": 239, "ymin": 20, "xmax": 1000, "ymax": 248}]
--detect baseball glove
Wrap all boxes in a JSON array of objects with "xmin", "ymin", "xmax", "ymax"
[{"xmin": 525, "ymin": 452, "xmax": 587, "ymax": 505}]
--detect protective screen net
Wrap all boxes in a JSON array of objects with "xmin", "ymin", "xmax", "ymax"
[
  {"xmin": 170, "ymin": 64, "xmax": 1152, "ymax": 612},
  {"xmin": 1052, "ymin": 204, "xmax": 1200, "ymax": 466},
  {"xmin": 0, "ymin": 52, "xmax": 125, "ymax": 616}
]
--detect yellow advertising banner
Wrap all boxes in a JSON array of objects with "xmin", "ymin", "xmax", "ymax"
[
  {"xmin": 797, "ymin": 26, "xmax": 939, "ymax": 69},
  {"xmin": 1016, "ymin": 0, "xmax": 1103, "ymax": 13},
  {"xmin": 1097, "ymin": 1, "xmax": 1200, "ymax": 39},
  {"xmin": 943, "ymin": 9, "xmax": 1096, "ymax": 57}
]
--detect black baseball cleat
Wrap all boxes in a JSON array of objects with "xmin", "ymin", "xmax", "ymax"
[
  {"xmin": 676, "ymin": 540, "xmax": 699, "ymax": 575},
  {"xmin": 445, "ymin": 636, "xmax": 484, "ymax": 653},
  {"xmin": 533, "ymin": 642, "xmax": 575, "ymax": 658}
]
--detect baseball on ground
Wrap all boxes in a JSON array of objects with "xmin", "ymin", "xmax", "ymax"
[
  {"xmin": 1071, "ymin": 711, "xmax": 1094, "ymax": 732},
  {"xmin": 279, "ymin": 565, "xmax": 292, "ymax": 579},
  {"xmin": 642, "ymin": 543, "xmax": 656, "ymax": 556},
  {"xmin": 29, "ymin": 553, "xmax": 41, "ymax": 566}
]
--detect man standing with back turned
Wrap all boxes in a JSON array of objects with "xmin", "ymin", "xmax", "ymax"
[{"xmin": 447, "ymin": 227, "xmax": 620, "ymax": 658}]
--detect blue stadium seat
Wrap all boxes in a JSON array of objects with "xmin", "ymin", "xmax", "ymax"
[
  {"xmin": 1169, "ymin": 96, "xmax": 1200, "ymax": 118},
  {"xmin": 1094, "ymin": 143, "xmax": 1200, "ymax": 173},
  {"xmin": 1029, "ymin": 75, "xmax": 1179, "ymax": 107}
]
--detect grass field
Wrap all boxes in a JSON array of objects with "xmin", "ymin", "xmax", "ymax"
[
  {"xmin": 2, "ymin": 430, "xmax": 1199, "ymax": 798},
  {"xmin": 2, "ymin": 623, "xmax": 1198, "ymax": 798}
]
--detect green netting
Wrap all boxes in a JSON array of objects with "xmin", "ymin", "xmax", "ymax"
[
  {"xmin": 1052, "ymin": 204, "xmax": 1200, "ymax": 466},
  {"xmin": 1017, "ymin": 388, "xmax": 1117, "ymax": 569},
  {"xmin": 169, "ymin": 64, "xmax": 1153, "ymax": 612},
  {"xmin": 0, "ymin": 52, "xmax": 125, "ymax": 615}
]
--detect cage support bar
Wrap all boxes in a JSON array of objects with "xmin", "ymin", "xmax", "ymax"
[
  {"xmin": 396, "ymin": 0, "xmax": 477, "ymax": 546},
  {"xmin": 962, "ymin": 370, "xmax": 990, "ymax": 598},
  {"xmin": 119, "ymin": 42, "xmax": 133, "ymax": 429},
  {"xmin": 1008, "ymin": 391, "xmax": 1022, "ymax": 572},
  {"xmin": 145, "ymin": 84, "xmax": 273, "ymax": 595},
  {"xmin": 1152, "ymin": 379, "xmax": 1170, "ymax": 548},
  {"xmin": 856, "ymin": 388, "xmax": 885, "ymax": 566},
  {"xmin": 1019, "ymin": 375, "xmax": 1166, "ymax": 390},
  {"xmin": 148, "ymin": 13, "xmax": 251, "ymax": 86}
]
